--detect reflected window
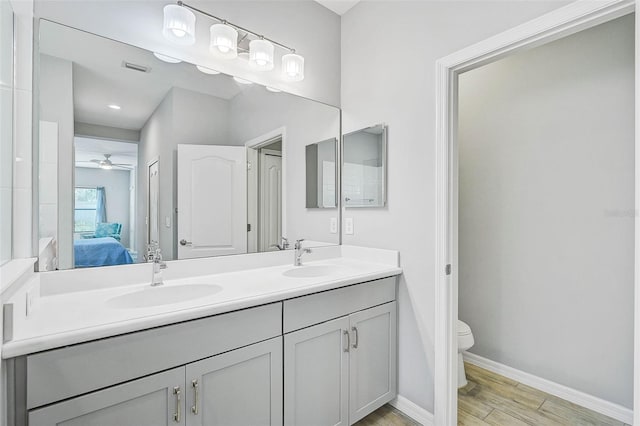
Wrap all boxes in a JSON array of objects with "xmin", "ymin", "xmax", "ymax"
[{"xmin": 74, "ymin": 187, "xmax": 98, "ymax": 233}]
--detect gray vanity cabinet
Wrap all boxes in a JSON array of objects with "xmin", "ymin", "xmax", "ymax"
[
  {"xmin": 283, "ymin": 277, "xmax": 398, "ymax": 426},
  {"xmin": 185, "ymin": 337, "xmax": 283, "ymax": 426},
  {"xmin": 284, "ymin": 316, "xmax": 351, "ymax": 426},
  {"xmin": 28, "ymin": 367, "xmax": 186, "ymax": 426}
]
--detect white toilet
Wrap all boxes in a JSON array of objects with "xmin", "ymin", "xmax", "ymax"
[{"xmin": 457, "ymin": 320, "xmax": 475, "ymax": 388}]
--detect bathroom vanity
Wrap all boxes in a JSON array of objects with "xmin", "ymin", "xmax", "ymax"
[{"xmin": 3, "ymin": 247, "xmax": 401, "ymax": 426}]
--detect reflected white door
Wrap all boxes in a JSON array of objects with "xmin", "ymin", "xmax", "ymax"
[
  {"xmin": 259, "ymin": 150, "xmax": 282, "ymax": 252},
  {"xmin": 177, "ymin": 144, "xmax": 247, "ymax": 259}
]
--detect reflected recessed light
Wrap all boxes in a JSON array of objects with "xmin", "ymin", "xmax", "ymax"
[
  {"xmin": 108, "ymin": 104, "xmax": 121, "ymax": 110},
  {"xmin": 153, "ymin": 52, "xmax": 182, "ymax": 63},
  {"xmin": 196, "ymin": 65, "xmax": 220, "ymax": 75},
  {"xmin": 265, "ymin": 86, "xmax": 281, "ymax": 93},
  {"xmin": 233, "ymin": 76, "xmax": 253, "ymax": 85}
]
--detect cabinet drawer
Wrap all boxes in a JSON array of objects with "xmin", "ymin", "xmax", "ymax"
[
  {"xmin": 27, "ymin": 302, "xmax": 282, "ymax": 409},
  {"xmin": 283, "ymin": 277, "xmax": 396, "ymax": 333}
]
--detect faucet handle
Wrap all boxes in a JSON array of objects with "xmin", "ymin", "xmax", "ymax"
[{"xmin": 294, "ymin": 239, "xmax": 305, "ymax": 249}]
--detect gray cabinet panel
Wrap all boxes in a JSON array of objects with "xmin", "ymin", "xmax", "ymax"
[
  {"xmin": 186, "ymin": 337, "xmax": 283, "ymax": 426},
  {"xmin": 283, "ymin": 278, "xmax": 395, "ymax": 333},
  {"xmin": 27, "ymin": 303, "xmax": 282, "ymax": 409},
  {"xmin": 284, "ymin": 316, "xmax": 350, "ymax": 426},
  {"xmin": 28, "ymin": 367, "xmax": 185, "ymax": 426},
  {"xmin": 348, "ymin": 302, "xmax": 397, "ymax": 423}
]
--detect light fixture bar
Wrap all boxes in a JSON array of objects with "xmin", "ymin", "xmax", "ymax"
[{"xmin": 176, "ymin": 1, "xmax": 297, "ymax": 53}]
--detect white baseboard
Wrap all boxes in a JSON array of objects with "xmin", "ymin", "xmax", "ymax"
[
  {"xmin": 463, "ymin": 352, "xmax": 633, "ymax": 424},
  {"xmin": 390, "ymin": 395, "xmax": 434, "ymax": 425}
]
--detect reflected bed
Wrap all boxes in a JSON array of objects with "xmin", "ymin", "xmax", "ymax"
[{"xmin": 74, "ymin": 237, "xmax": 134, "ymax": 268}]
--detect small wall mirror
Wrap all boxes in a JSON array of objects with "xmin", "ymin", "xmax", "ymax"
[
  {"xmin": 343, "ymin": 124, "xmax": 387, "ymax": 208},
  {"xmin": 305, "ymin": 138, "xmax": 338, "ymax": 208}
]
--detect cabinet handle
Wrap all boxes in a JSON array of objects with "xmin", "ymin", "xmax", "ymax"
[
  {"xmin": 191, "ymin": 379, "xmax": 199, "ymax": 415},
  {"xmin": 343, "ymin": 329, "xmax": 350, "ymax": 352},
  {"xmin": 352, "ymin": 326, "xmax": 359, "ymax": 349},
  {"xmin": 173, "ymin": 386, "xmax": 181, "ymax": 423}
]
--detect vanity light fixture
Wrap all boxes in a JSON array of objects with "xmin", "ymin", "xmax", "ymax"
[
  {"xmin": 108, "ymin": 104, "xmax": 121, "ymax": 110},
  {"xmin": 233, "ymin": 76, "xmax": 253, "ymax": 85},
  {"xmin": 162, "ymin": 4, "xmax": 196, "ymax": 45},
  {"xmin": 196, "ymin": 65, "xmax": 220, "ymax": 75},
  {"xmin": 282, "ymin": 53, "xmax": 304, "ymax": 81},
  {"xmin": 249, "ymin": 38, "xmax": 274, "ymax": 71},
  {"xmin": 153, "ymin": 52, "xmax": 182, "ymax": 63},
  {"xmin": 163, "ymin": 2, "xmax": 305, "ymax": 81},
  {"xmin": 210, "ymin": 23, "xmax": 238, "ymax": 58}
]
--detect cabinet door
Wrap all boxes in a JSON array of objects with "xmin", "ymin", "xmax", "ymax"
[
  {"xmin": 284, "ymin": 316, "xmax": 350, "ymax": 426},
  {"xmin": 185, "ymin": 337, "xmax": 283, "ymax": 426},
  {"xmin": 348, "ymin": 302, "xmax": 397, "ymax": 424},
  {"xmin": 29, "ymin": 367, "xmax": 186, "ymax": 426}
]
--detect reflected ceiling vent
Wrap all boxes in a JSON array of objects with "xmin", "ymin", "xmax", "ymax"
[{"xmin": 122, "ymin": 61, "xmax": 151, "ymax": 73}]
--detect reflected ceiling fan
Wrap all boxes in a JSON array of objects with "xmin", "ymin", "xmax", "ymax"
[{"xmin": 82, "ymin": 154, "xmax": 133, "ymax": 170}]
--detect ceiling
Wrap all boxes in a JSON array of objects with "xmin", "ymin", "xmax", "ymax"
[
  {"xmin": 75, "ymin": 137, "xmax": 138, "ymax": 170},
  {"xmin": 40, "ymin": 20, "xmax": 247, "ymax": 131},
  {"xmin": 315, "ymin": 0, "xmax": 360, "ymax": 16}
]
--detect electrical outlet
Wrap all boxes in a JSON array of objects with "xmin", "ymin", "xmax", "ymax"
[
  {"xmin": 330, "ymin": 217, "xmax": 338, "ymax": 234},
  {"xmin": 345, "ymin": 218, "xmax": 354, "ymax": 235},
  {"xmin": 165, "ymin": 216, "xmax": 171, "ymax": 228}
]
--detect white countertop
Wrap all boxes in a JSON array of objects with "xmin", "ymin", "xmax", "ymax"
[{"xmin": 3, "ymin": 249, "xmax": 401, "ymax": 358}]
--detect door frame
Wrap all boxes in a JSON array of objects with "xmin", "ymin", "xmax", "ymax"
[
  {"xmin": 146, "ymin": 156, "xmax": 160, "ymax": 250},
  {"xmin": 245, "ymin": 127, "xmax": 287, "ymax": 249},
  {"xmin": 433, "ymin": 1, "xmax": 637, "ymax": 424}
]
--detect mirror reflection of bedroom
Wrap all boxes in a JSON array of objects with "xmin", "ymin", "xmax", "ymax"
[{"xmin": 73, "ymin": 138, "xmax": 138, "ymax": 268}]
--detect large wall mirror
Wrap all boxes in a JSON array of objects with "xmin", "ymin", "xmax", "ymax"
[{"xmin": 36, "ymin": 20, "xmax": 341, "ymax": 271}]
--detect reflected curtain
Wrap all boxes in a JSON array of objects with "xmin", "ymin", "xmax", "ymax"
[{"xmin": 95, "ymin": 186, "xmax": 107, "ymax": 223}]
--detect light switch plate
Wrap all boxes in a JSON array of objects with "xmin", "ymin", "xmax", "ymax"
[
  {"xmin": 345, "ymin": 218, "xmax": 354, "ymax": 235},
  {"xmin": 330, "ymin": 217, "xmax": 338, "ymax": 234}
]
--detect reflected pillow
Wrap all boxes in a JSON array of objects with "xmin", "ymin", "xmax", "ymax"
[{"xmin": 95, "ymin": 222, "xmax": 122, "ymax": 239}]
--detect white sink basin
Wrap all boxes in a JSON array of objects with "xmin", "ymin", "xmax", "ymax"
[
  {"xmin": 107, "ymin": 284, "xmax": 223, "ymax": 309},
  {"xmin": 282, "ymin": 265, "xmax": 338, "ymax": 278}
]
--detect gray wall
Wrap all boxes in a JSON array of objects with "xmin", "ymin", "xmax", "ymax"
[
  {"xmin": 458, "ymin": 15, "xmax": 634, "ymax": 408},
  {"xmin": 340, "ymin": 0, "xmax": 572, "ymax": 413},
  {"xmin": 75, "ymin": 167, "xmax": 132, "ymax": 248},
  {"xmin": 40, "ymin": 53, "xmax": 74, "ymax": 269}
]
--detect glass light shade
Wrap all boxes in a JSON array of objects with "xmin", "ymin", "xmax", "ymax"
[
  {"xmin": 153, "ymin": 52, "xmax": 182, "ymax": 63},
  {"xmin": 282, "ymin": 53, "xmax": 304, "ymax": 81},
  {"xmin": 249, "ymin": 39, "xmax": 274, "ymax": 71},
  {"xmin": 210, "ymin": 24, "xmax": 238, "ymax": 59},
  {"xmin": 196, "ymin": 65, "xmax": 220, "ymax": 75},
  {"xmin": 162, "ymin": 5, "xmax": 196, "ymax": 45}
]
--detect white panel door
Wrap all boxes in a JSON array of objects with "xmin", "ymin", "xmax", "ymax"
[
  {"xmin": 177, "ymin": 144, "xmax": 247, "ymax": 259},
  {"xmin": 185, "ymin": 337, "xmax": 283, "ymax": 426},
  {"xmin": 348, "ymin": 302, "xmax": 397, "ymax": 424},
  {"xmin": 284, "ymin": 316, "xmax": 350, "ymax": 426},
  {"xmin": 29, "ymin": 367, "xmax": 186, "ymax": 426},
  {"xmin": 259, "ymin": 150, "xmax": 282, "ymax": 252}
]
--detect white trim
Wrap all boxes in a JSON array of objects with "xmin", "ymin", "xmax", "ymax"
[
  {"xmin": 463, "ymin": 352, "xmax": 634, "ymax": 425},
  {"xmin": 390, "ymin": 395, "xmax": 434, "ymax": 426},
  {"xmin": 433, "ymin": 1, "xmax": 637, "ymax": 425}
]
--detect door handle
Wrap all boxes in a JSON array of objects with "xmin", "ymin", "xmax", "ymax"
[
  {"xmin": 343, "ymin": 330, "xmax": 350, "ymax": 352},
  {"xmin": 173, "ymin": 386, "xmax": 181, "ymax": 423},
  {"xmin": 352, "ymin": 326, "xmax": 359, "ymax": 349},
  {"xmin": 191, "ymin": 379, "xmax": 199, "ymax": 415},
  {"xmin": 180, "ymin": 239, "xmax": 192, "ymax": 246}
]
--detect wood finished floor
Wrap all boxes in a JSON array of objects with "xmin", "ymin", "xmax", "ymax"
[
  {"xmin": 356, "ymin": 363, "xmax": 629, "ymax": 426},
  {"xmin": 458, "ymin": 362, "xmax": 630, "ymax": 426}
]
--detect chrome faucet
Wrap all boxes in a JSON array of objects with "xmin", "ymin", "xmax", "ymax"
[
  {"xmin": 294, "ymin": 239, "xmax": 312, "ymax": 266},
  {"xmin": 147, "ymin": 244, "xmax": 167, "ymax": 286},
  {"xmin": 272, "ymin": 237, "xmax": 290, "ymax": 251}
]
